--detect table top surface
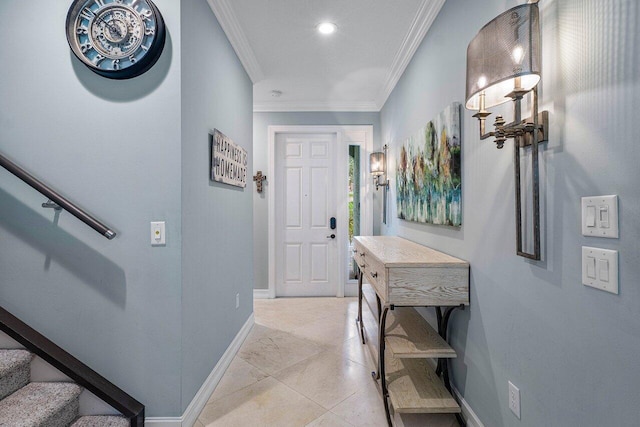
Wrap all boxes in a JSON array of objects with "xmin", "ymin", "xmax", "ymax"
[{"xmin": 354, "ymin": 236, "xmax": 469, "ymax": 268}]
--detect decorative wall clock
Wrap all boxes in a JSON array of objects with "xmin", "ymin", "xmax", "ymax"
[{"xmin": 66, "ymin": 0, "xmax": 166, "ymax": 79}]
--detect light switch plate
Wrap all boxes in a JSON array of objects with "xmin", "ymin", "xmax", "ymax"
[
  {"xmin": 508, "ymin": 381, "xmax": 521, "ymax": 419},
  {"xmin": 581, "ymin": 195, "xmax": 618, "ymax": 238},
  {"xmin": 151, "ymin": 221, "xmax": 166, "ymax": 246},
  {"xmin": 582, "ymin": 246, "xmax": 618, "ymax": 294}
]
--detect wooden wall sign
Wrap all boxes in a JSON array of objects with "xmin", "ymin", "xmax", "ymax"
[{"xmin": 210, "ymin": 129, "xmax": 247, "ymax": 188}]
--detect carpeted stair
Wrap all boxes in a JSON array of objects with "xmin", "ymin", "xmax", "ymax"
[
  {"xmin": 71, "ymin": 416, "xmax": 129, "ymax": 426},
  {"xmin": 0, "ymin": 350, "xmax": 129, "ymax": 427}
]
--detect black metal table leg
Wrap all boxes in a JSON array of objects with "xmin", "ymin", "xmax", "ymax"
[
  {"xmin": 375, "ymin": 293, "xmax": 382, "ymax": 323},
  {"xmin": 437, "ymin": 305, "xmax": 466, "ymax": 427},
  {"xmin": 435, "ymin": 307, "xmax": 444, "ymax": 377},
  {"xmin": 356, "ymin": 266, "xmax": 365, "ymax": 344},
  {"xmin": 373, "ymin": 305, "xmax": 393, "ymax": 427}
]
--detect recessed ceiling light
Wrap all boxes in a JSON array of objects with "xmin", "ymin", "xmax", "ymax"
[{"xmin": 317, "ymin": 22, "xmax": 337, "ymax": 35}]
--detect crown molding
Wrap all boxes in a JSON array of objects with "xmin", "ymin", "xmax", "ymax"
[
  {"xmin": 254, "ymin": 101, "xmax": 380, "ymax": 113},
  {"xmin": 374, "ymin": 0, "xmax": 447, "ymax": 110},
  {"xmin": 206, "ymin": 0, "xmax": 264, "ymax": 83},
  {"xmin": 209, "ymin": 0, "xmax": 445, "ymax": 111}
]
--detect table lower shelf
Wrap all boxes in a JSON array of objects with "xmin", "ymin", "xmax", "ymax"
[
  {"xmin": 385, "ymin": 350, "xmax": 461, "ymax": 414},
  {"xmin": 385, "ymin": 306, "xmax": 457, "ymax": 359},
  {"xmin": 359, "ymin": 282, "xmax": 462, "ymax": 416}
]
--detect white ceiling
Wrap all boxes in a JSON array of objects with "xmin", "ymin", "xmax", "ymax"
[{"xmin": 207, "ymin": 0, "xmax": 446, "ymax": 112}]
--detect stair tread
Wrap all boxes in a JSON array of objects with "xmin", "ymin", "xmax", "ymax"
[
  {"xmin": 72, "ymin": 416, "xmax": 129, "ymax": 427},
  {"xmin": 0, "ymin": 350, "xmax": 32, "ymax": 377},
  {"xmin": 0, "ymin": 350, "xmax": 33, "ymax": 401},
  {"xmin": 0, "ymin": 382, "xmax": 82, "ymax": 426}
]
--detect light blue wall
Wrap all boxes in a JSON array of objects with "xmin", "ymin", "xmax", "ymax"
[
  {"xmin": 0, "ymin": 0, "xmax": 254, "ymax": 418},
  {"xmin": 380, "ymin": 0, "xmax": 640, "ymax": 425},
  {"xmin": 253, "ymin": 112, "xmax": 381, "ymax": 290},
  {"xmin": 180, "ymin": 0, "xmax": 254, "ymax": 412},
  {"xmin": 0, "ymin": 0, "xmax": 183, "ymax": 416}
]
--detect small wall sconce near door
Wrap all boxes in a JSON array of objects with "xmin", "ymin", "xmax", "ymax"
[
  {"xmin": 370, "ymin": 145, "xmax": 389, "ymax": 224},
  {"xmin": 465, "ymin": 0, "xmax": 548, "ymax": 260},
  {"xmin": 370, "ymin": 150, "xmax": 387, "ymax": 191}
]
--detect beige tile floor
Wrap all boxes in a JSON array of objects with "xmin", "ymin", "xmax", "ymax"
[{"xmin": 195, "ymin": 296, "xmax": 459, "ymax": 427}]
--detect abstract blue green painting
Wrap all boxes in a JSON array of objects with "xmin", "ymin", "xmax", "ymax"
[{"xmin": 396, "ymin": 102, "xmax": 462, "ymax": 226}]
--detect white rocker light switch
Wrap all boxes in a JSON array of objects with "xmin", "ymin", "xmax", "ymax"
[
  {"xmin": 581, "ymin": 196, "xmax": 618, "ymax": 238},
  {"xmin": 582, "ymin": 247, "xmax": 618, "ymax": 294}
]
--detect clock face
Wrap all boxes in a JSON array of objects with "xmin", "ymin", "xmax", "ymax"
[{"xmin": 66, "ymin": 0, "xmax": 166, "ymax": 79}]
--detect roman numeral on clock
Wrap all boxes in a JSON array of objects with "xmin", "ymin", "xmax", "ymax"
[{"xmin": 80, "ymin": 7, "xmax": 95, "ymax": 21}]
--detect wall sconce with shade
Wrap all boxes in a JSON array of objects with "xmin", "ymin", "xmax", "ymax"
[
  {"xmin": 370, "ymin": 145, "xmax": 389, "ymax": 224},
  {"xmin": 465, "ymin": 0, "xmax": 548, "ymax": 260}
]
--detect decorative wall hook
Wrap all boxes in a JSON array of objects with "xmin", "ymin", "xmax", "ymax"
[{"xmin": 253, "ymin": 170, "xmax": 267, "ymax": 193}]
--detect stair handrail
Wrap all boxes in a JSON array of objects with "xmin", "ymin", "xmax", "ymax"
[
  {"xmin": 0, "ymin": 306, "xmax": 144, "ymax": 426},
  {"xmin": 0, "ymin": 152, "xmax": 116, "ymax": 239}
]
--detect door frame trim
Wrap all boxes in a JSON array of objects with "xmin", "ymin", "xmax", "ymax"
[{"xmin": 268, "ymin": 125, "xmax": 374, "ymax": 298}]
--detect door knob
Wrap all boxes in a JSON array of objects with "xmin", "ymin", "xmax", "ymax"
[{"xmin": 327, "ymin": 234, "xmax": 336, "ymax": 239}]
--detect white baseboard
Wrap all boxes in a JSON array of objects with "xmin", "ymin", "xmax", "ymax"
[
  {"xmin": 182, "ymin": 313, "xmax": 255, "ymax": 426},
  {"xmin": 344, "ymin": 285, "xmax": 358, "ymax": 298},
  {"xmin": 255, "ymin": 288, "xmax": 359, "ymax": 298},
  {"xmin": 452, "ymin": 384, "xmax": 484, "ymax": 427},
  {"xmin": 422, "ymin": 358, "xmax": 483, "ymax": 427},
  {"xmin": 253, "ymin": 289, "xmax": 272, "ymax": 299},
  {"xmin": 146, "ymin": 313, "xmax": 254, "ymax": 427},
  {"xmin": 144, "ymin": 418, "xmax": 182, "ymax": 427}
]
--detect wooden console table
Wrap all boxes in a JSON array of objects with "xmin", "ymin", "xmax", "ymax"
[{"xmin": 353, "ymin": 236, "xmax": 470, "ymax": 427}]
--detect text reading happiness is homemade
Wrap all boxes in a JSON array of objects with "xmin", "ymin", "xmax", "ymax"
[{"xmin": 213, "ymin": 130, "xmax": 247, "ymax": 186}]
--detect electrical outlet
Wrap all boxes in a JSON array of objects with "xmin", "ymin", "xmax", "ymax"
[
  {"xmin": 509, "ymin": 381, "xmax": 521, "ymax": 419},
  {"xmin": 236, "ymin": 293, "xmax": 240, "ymax": 309}
]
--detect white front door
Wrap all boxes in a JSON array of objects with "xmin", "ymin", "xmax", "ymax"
[{"xmin": 275, "ymin": 133, "xmax": 338, "ymax": 297}]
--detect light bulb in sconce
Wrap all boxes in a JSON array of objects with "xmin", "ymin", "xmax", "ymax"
[
  {"xmin": 512, "ymin": 45, "xmax": 525, "ymax": 64},
  {"xmin": 370, "ymin": 152, "xmax": 385, "ymax": 176},
  {"xmin": 477, "ymin": 75, "xmax": 487, "ymax": 89},
  {"xmin": 512, "ymin": 45, "xmax": 525, "ymax": 74}
]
